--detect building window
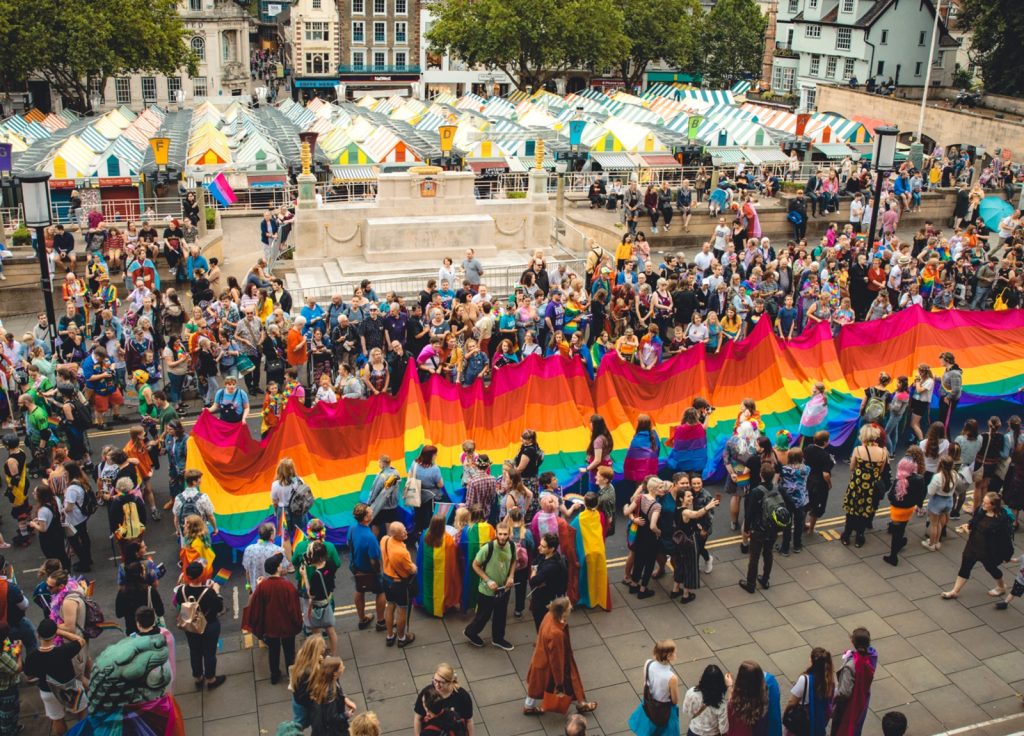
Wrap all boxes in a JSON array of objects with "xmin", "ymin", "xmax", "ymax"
[
  {"xmin": 395, "ymin": 0, "xmax": 406, "ymax": 12},
  {"xmin": 394, "ymin": 51, "xmax": 407, "ymax": 70},
  {"xmin": 192, "ymin": 76, "xmax": 208, "ymax": 97},
  {"xmin": 373, "ymin": 21, "xmax": 385, "ymax": 43},
  {"xmin": 313, "ymin": 0, "xmax": 321, "ymax": 7},
  {"xmin": 305, "ymin": 52, "xmax": 330, "ymax": 74},
  {"xmin": 842, "ymin": 0, "xmax": 854, "ymax": 10},
  {"xmin": 809, "ymin": 0, "xmax": 817, "ymax": 7},
  {"xmin": 306, "ymin": 21, "xmax": 329, "ymax": 41},
  {"xmin": 395, "ymin": 21, "xmax": 406, "ymax": 43},
  {"xmin": 352, "ymin": 51, "xmax": 365, "ymax": 70},
  {"xmin": 373, "ymin": 0, "xmax": 385, "ymax": 13},
  {"xmin": 805, "ymin": 87, "xmax": 817, "ymax": 108},
  {"xmin": 189, "ymin": 0, "xmax": 201, "ymax": 10},
  {"xmin": 843, "ymin": 57, "xmax": 855, "ymax": 79},
  {"xmin": 918, "ymin": 30, "xmax": 926, "ymax": 45},
  {"xmin": 115, "ymin": 78, "xmax": 131, "ymax": 104},
  {"xmin": 352, "ymin": 21, "xmax": 364, "ymax": 42},
  {"xmin": 915, "ymin": 62, "xmax": 923, "ymax": 77},
  {"xmin": 191, "ymin": 36, "xmax": 205, "ymax": 61},
  {"xmin": 142, "ymin": 77, "xmax": 157, "ymax": 102},
  {"xmin": 373, "ymin": 51, "xmax": 386, "ymax": 68},
  {"xmin": 89, "ymin": 78, "xmax": 103, "ymax": 103},
  {"xmin": 167, "ymin": 77, "xmax": 182, "ymax": 101},
  {"xmin": 809, "ymin": 54, "xmax": 820, "ymax": 76},
  {"xmin": 825, "ymin": 56, "xmax": 837, "ymax": 78},
  {"xmin": 880, "ymin": 29, "xmax": 888, "ymax": 44},
  {"xmin": 877, "ymin": 60, "xmax": 884, "ymax": 75},
  {"xmin": 787, "ymin": 0, "xmax": 798, "ymax": 11},
  {"xmin": 352, "ymin": 0, "xmax": 363, "ymax": 12},
  {"xmin": 772, "ymin": 65, "xmax": 795, "ymax": 93},
  {"xmin": 837, "ymin": 27, "xmax": 851, "ymax": 50},
  {"xmin": 934, "ymin": 51, "xmax": 945, "ymax": 67},
  {"xmin": 805, "ymin": 24, "xmax": 820, "ymax": 38}
]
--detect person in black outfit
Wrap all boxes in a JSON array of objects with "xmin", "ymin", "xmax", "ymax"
[
  {"xmin": 115, "ymin": 561, "xmax": 165, "ymax": 635},
  {"xmin": 803, "ymin": 431, "xmax": 835, "ymax": 536},
  {"xmin": 527, "ymin": 533, "xmax": 567, "ymax": 630},
  {"xmin": 883, "ymin": 449, "xmax": 927, "ymax": 567},
  {"xmin": 173, "ymin": 561, "xmax": 226, "ymax": 690},
  {"xmin": 739, "ymin": 465, "xmax": 778, "ymax": 593},
  {"xmin": 788, "ymin": 191, "xmax": 808, "ymax": 241}
]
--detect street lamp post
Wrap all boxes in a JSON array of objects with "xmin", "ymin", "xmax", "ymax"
[
  {"xmin": 865, "ymin": 126, "xmax": 899, "ymax": 250},
  {"xmin": 20, "ymin": 171, "xmax": 58, "ymax": 351}
]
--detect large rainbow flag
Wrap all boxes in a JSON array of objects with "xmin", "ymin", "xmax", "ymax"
[
  {"xmin": 571, "ymin": 508, "xmax": 611, "ymax": 611},
  {"xmin": 188, "ymin": 308, "xmax": 1024, "ymax": 548},
  {"xmin": 415, "ymin": 531, "xmax": 461, "ymax": 617}
]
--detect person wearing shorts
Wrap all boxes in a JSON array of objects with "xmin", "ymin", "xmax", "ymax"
[
  {"xmin": 24, "ymin": 618, "xmax": 88, "ymax": 733},
  {"xmin": 381, "ymin": 522, "xmax": 416, "ymax": 648},
  {"xmin": 348, "ymin": 503, "xmax": 385, "ymax": 632}
]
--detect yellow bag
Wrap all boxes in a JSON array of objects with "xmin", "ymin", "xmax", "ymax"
[
  {"xmin": 116, "ymin": 499, "xmax": 145, "ymax": 541},
  {"xmin": 994, "ymin": 289, "xmax": 1009, "ymax": 311}
]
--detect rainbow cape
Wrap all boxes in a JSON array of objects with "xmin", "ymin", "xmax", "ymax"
[
  {"xmin": 571, "ymin": 508, "xmax": 611, "ymax": 611},
  {"xmin": 415, "ymin": 531, "xmax": 461, "ymax": 617},
  {"xmin": 458, "ymin": 522, "xmax": 495, "ymax": 612},
  {"xmin": 188, "ymin": 308, "xmax": 1024, "ymax": 549}
]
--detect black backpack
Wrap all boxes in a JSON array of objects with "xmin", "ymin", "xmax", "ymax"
[
  {"xmin": 761, "ymin": 486, "xmax": 792, "ymax": 530},
  {"xmin": 288, "ymin": 480, "xmax": 314, "ymax": 519},
  {"xmin": 72, "ymin": 483, "xmax": 98, "ymax": 517}
]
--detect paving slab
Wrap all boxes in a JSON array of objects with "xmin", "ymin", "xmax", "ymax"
[
  {"xmin": 980, "ymin": 650, "xmax": 1024, "ymax": 685},
  {"xmin": 751, "ymin": 624, "xmax": 807, "ymax": 655},
  {"xmin": 883, "ymin": 656, "xmax": 950, "ymax": 694},
  {"xmin": 696, "ymin": 616, "xmax": 754, "ymax": 650},
  {"xmin": 905, "ymin": 630, "xmax": 980, "ymax": 674},
  {"xmin": 786, "ymin": 562, "xmax": 841, "ymax": 591},
  {"xmin": 729, "ymin": 600, "xmax": 788, "ymax": 631},
  {"xmin": 913, "ymin": 683, "xmax": 990, "ymax": 727},
  {"xmin": 777, "ymin": 600, "xmax": 835, "ymax": 632},
  {"xmin": 809, "ymin": 584, "xmax": 869, "ymax": 618}
]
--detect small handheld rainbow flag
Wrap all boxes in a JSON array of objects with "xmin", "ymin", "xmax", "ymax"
[
  {"xmin": 205, "ymin": 172, "xmax": 237, "ymax": 208},
  {"xmin": 213, "ymin": 568, "xmax": 232, "ymax": 587}
]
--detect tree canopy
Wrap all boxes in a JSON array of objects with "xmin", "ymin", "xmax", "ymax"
[
  {"xmin": 425, "ymin": 0, "xmax": 630, "ymax": 93},
  {"xmin": 699, "ymin": 0, "xmax": 767, "ymax": 88},
  {"xmin": 620, "ymin": 0, "xmax": 704, "ymax": 90},
  {"xmin": 957, "ymin": 0, "xmax": 1024, "ymax": 97},
  {"xmin": 0, "ymin": 0, "xmax": 197, "ymax": 112}
]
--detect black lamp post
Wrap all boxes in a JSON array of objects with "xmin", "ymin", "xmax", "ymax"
[
  {"xmin": 865, "ymin": 126, "xmax": 899, "ymax": 249},
  {"xmin": 20, "ymin": 171, "xmax": 57, "ymax": 351}
]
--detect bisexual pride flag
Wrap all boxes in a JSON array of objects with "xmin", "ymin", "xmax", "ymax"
[{"xmin": 205, "ymin": 173, "xmax": 237, "ymax": 208}]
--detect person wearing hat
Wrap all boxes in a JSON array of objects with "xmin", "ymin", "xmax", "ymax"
[
  {"xmin": 172, "ymin": 561, "xmax": 226, "ymax": 690},
  {"xmin": 465, "ymin": 455, "xmax": 500, "ymax": 525},
  {"xmin": 24, "ymin": 617, "xmax": 88, "ymax": 733},
  {"xmin": 245, "ymin": 552, "xmax": 303, "ymax": 685}
]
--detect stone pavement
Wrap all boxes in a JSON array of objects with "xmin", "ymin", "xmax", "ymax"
[{"xmin": 17, "ymin": 518, "xmax": 1024, "ymax": 736}]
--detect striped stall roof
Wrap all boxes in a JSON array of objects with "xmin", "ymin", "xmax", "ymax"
[
  {"xmin": 730, "ymin": 80, "xmax": 752, "ymax": 96},
  {"xmin": 675, "ymin": 88, "xmax": 735, "ymax": 106},
  {"xmin": 455, "ymin": 93, "xmax": 487, "ymax": 111},
  {"xmin": 331, "ymin": 164, "xmax": 379, "ymax": 181},
  {"xmin": 609, "ymin": 104, "xmax": 665, "ymax": 126},
  {"xmin": 361, "ymin": 126, "xmax": 421, "ymax": 163},
  {"xmin": 743, "ymin": 147, "xmax": 791, "ymax": 165}
]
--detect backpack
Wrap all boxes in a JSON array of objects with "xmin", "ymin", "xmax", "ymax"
[
  {"xmin": 288, "ymin": 480, "xmax": 314, "ymax": 520},
  {"xmin": 70, "ymin": 483, "xmax": 98, "ymax": 518},
  {"xmin": 863, "ymin": 390, "xmax": 886, "ymax": 423},
  {"xmin": 117, "ymin": 498, "xmax": 145, "ymax": 541},
  {"xmin": 176, "ymin": 491, "xmax": 202, "ymax": 537},
  {"xmin": 176, "ymin": 585, "xmax": 210, "ymax": 634},
  {"xmin": 67, "ymin": 590, "xmax": 106, "ymax": 640},
  {"xmin": 761, "ymin": 486, "xmax": 792, "ymax": 530},
  {"xmin": 482, "ymin": 539, "xmax": 518, "ymax": 572}
]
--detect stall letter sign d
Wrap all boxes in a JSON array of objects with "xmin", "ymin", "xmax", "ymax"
[{"xmin": 0, "ymin": 143, "xmax": 11, "ymax": 173}]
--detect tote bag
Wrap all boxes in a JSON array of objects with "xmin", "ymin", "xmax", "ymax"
[{"xmin": 404, "ymin": 463, "xmax": 422, "ymax": 508}]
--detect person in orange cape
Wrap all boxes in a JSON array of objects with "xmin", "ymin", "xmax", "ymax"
[
  {"xmin": 522, "ymin": 596, "xmax": 596, "ymax": 716},
  {"xmin": 529, "ymin": 489, "xmax": 579, "ymax": 604}
]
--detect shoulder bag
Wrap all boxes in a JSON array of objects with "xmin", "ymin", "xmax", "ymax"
[
  {"xmin": 782, "ymin": 673, "xmax": 812, "ymax": 736},
  {"xmin": 404, "ymin": 463, "xmax": 422, "ymax": 508},
  {"xmin": 641, "ymin": 660, "xmax": 673, "ymax": 726}
]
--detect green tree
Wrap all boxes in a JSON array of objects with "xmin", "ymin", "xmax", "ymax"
[
  {"xmin": 425, "ymin": 0, "xmax": 630, "ymax": 93},
  {"xmin": 620, "ymin": 0, "xmax": 704, "ymax": 90},
  {"xmin": 699, "ymin": 0, "xmax": 767, "ymax": 88},
  {"xmin": 0, "ymin": 0, "xmax": 197, "ymax": 112},
  {"xmin": 958, "ymin": 0, "xmax": 1024, "ymax": 96}
]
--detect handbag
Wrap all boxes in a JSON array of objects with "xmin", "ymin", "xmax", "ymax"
[
  {"xmin": 404, "ymin": 463, "xmax": 422, "ymax": 508},
  {"xmin": 641, "ymin": 661, "xmax": 673, "ymax": 727},
  {"xmin": 542, "ymin": 690, "xmax": 573, "ymax": 714},
  {"xmin": 47, "ymin": 675, "xmax": 85, "ymax": 712},
  {"xmin": 973, "ymin": 434, "xmax": 993, "ymax": 484},
  {"xmin": 782, "ymin": 674, "xmax": 812, "ymax": 736}
]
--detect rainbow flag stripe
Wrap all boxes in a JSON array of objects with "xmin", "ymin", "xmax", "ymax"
[
  {"xmin": 458, "ymin": 522, "xmax": 495, "ymax": 612},
  {"xmin": 571, "ymin": 509, "xmax": 611, "ymax": 611},
  {"xmin": 187, "ymin": 307, "xmax": 1024, "ymax": 548}
]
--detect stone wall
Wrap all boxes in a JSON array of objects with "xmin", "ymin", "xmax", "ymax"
[{"xmin": 816, "ymin": 85, "xmax": 1024, "ymax": 154}]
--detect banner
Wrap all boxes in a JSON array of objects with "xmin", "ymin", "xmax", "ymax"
[
  {"xmin": 0, "ymin": 143, "xmax": 11, "ymax": 173},
  {"xmin": 204, "ymin": 172, "xmax": 237, "ymax": 207},
  {"xmin": 795, "ymin": 112, "xmax": 811, "ymax": 137},
  {"xmin": 188, "ymin": 308, "xmax": 1024, "ymax": 548},
  {"xmin": 687, "ymin": 115, "xmax": 703, "ymax": 141}
]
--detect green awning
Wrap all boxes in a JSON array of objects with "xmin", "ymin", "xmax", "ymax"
[{"xmin": 814, "ymin": 143, "xmax": 860, "ymax": 159}]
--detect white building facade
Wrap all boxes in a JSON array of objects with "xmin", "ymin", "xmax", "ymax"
[
  {"xmin": 285, "ymin": 0, "xmax": 342, "ymax": 99},
  {"xmin": 93, "ymin": 0, "xmax": 254, "ymax": 111},
  {"xmin": 772, "ymin": 0, "xmax": 958, "ymax": 111}
]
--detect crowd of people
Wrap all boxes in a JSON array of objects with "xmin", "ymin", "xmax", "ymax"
[{"xmin": 0, "ymin": 148, "xmax": 1020, "ymax": 736}]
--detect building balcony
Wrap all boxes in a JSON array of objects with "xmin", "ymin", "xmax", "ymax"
[
  {"xmin": 338, "ymin": 64, "xmax": 421, "ymax": 74},
  {"xmin": 774, "ymin": 45, "xmax": 799, "ymax": 59}
]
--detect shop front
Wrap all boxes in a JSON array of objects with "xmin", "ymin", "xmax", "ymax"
[
  {"xmin": 48, "ymin": 177, "xmax": 143, "ymax": 225},
  {"xmin": 337, "ymin": 69, "xmax": 421, "ymax": 99},
  {"xmin": 292, "ymin": 78, "xmax": 340, "ymax": 102}
]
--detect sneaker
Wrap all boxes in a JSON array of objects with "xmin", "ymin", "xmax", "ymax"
[
  {"xmin": 375, "ymin": 620, "xmax": 387, "ymax": 632},
  {"xmin": 738, "ymin": 579, "xmax": 756, "ymax": 594},
  {"xmin": 775, "ymin": 544, "xmax": 789, "ymax": 557},
  {"xmin": 792, "ymin": 545, "xmax": 803, "ymax": 554},
  {"xmin": 651, "ymin": 226, "xmax": 658, "ymax": 234},
  {"xmin": 358, "ymin": 616, "xmax": 374, "ymax": 630},
  {"xmin": 397, "ymin": 633, "xmax": 416, "ymax": 648},
  {"xmin": 492, "ymin": 639, "xmax": 515, "ymax": 651},
  {"xmin": 150, "ymin": 508, "xmax": 161, "ymax": 521},
  {"xmin": 995, "ymin": 601, "xmax": 1009, "ymax": 610},
  {"xmin": 758, "ymin": 576, "xmax": 770, "ymax": 590},
  {"xmin": 702, "ymin": 555, "xmax": 714, "ymax": 574},
  {"xmin": 740, "ymin": 543, "xmax": 749, "ymax": 555},
  {"xmin": 921, "ymin": 540, "xmax": 937, "ymax": 551},
  {"xmin": 637, "ymin": 589, "xmax": 656, "ymax": 599},
  {"xmin": 730, "ymin": 521, "xmax": 739, "ymax": 531},
  {"xmin": 385, "ymin": 636, "xmax": 396, "ymax": 647},
  {"xmin": 513, "ymin": 610, "xmax": 523, "ymax": 618},
  {"xmin": 464, "ymin": 629, "xmax": 485, "ymax": 647}
]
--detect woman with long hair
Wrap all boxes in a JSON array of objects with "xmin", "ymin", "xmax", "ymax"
[
  {"xmin": 270, "ymin": 457, "xmax": 305, "ymax": 557},
  {"xmin": 883, "ymin": 447, "xmax": 926, "ymax": 567},
  {"xmin": 671, "ymin": 484, "xmax": 718, "ymax": 603},
  {"xmin": 29, "ymin": 485, "xmax": 70, "ymax": 570},
  {"xmin": 923, "ymin": 456, "xmax": 957, "ymax": 552},
  {"xmin": 953, "ymin": 418, "xmax": 984, "ymax": 519},
  {"xmin": 907, "ymin": 364, "xmax": 934, "ymax": 442},
  {"xmin": 624, "ymin": 477, "xmax": 663, "ymax": 600},
  {"xmin": 628, "ymin": 640, "xmax": 680, "ymax": 736},
  {"xmin": 307, "ymin": 656, "xmax": 356, "ymax": 736},
  {"xmin": 114, "ymin": 560, "xmax": 165, "ymax": 635},
  {"xmin": 832, "ymin": 628, "xmax": 877, "ymax": 736},
  {"xmin": 289, "ymin": 635, "xmax": 327, "ymax": 728},
  {"xmin": 506, "ymin": 507, "xmax": 535, "ymax": 618},
  {"xmin": 840, "ymin": 425, "xmax": 889, "ymax": 548},
  {"xmin": 502, "ymin": 468, "xmax": 534, "ymax": 525},
  {"xmin": 974, "ymin": 416, "xmax": 1007, "ymax": 512},
  {"xmin": 918, "ymin": 421, "xmax": 950, "ymax": 487},
  {"xmin": 583, "ymin": 414, "xmax": 614, "ymax": 492},
  {"xmin": 524, "ymin": 597, "xmax": 596, "ymax": 715},
  {"xmin": 665, "ymin": 407, "xmax": 708, "ymax": 478},
  {"xmin": 942, "ymin": 491, "xmax": 1013, "ymax": 599},
  {"xmin": 179, "ymin": 515, "xmax": 215, "ymax": 582},
  {"xmin": 624, "ymin": 414, "xmax": 660, "ymax": 492},
  {"xmin": 784, "ymin": 648, "xmax": 835, "ymax": 736},
  {"xmin": 411, "ymin": 445, "xmax": 445, "ymax": 538},
  {"xmin": 727, "ymin": 661, "xmax": 769, "ymax": 736},
  {"xmin": 415, "ymin": 514, "xmax": 461, "ymax": 618}
]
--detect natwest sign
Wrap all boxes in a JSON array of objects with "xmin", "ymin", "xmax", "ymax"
[{"xmin": 373, "ymin": 75, "xmax": 392, "ymax": 81}]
